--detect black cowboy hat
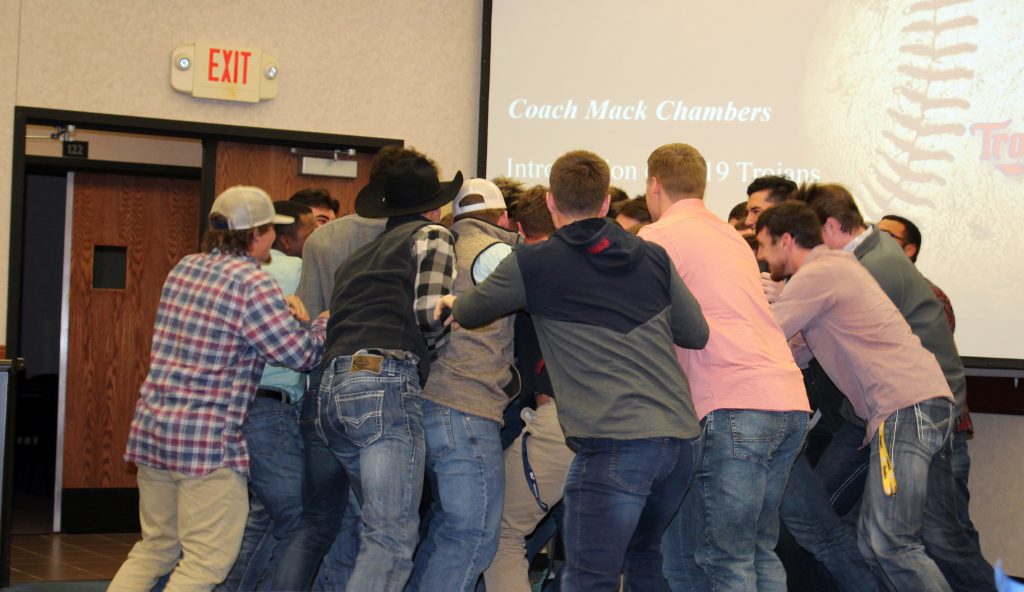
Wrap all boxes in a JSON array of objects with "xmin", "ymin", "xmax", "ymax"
[{"xmin": 355, "ymin": 156, "xmax": 464, "ymax": 218}]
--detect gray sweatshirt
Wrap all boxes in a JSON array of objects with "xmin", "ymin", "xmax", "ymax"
[{"xmin": 453, "ymin": 218, "xmax": 709, "ymax": 441}]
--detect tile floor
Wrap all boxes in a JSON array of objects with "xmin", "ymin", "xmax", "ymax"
[{"xmin": 9, "ymin": 533, "xmax": 135, "ymax": 584}]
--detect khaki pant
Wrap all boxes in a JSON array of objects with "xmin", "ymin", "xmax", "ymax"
[
  {"xmin": 483, "ymin": 401, "xmax": 575, "ymax": 592},
  {"xmin": 108, "ymin": 465, "xmax": 248, "ymax": 592}
]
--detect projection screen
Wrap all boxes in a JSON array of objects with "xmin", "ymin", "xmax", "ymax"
[{"xmin": 481, "ymin": 0, "xmax": 1024, "ymax": 366}]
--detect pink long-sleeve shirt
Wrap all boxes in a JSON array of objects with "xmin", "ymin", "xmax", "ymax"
[{"xmin": 640, "ymin": 199, "xmax": 809, "ymax": 419}]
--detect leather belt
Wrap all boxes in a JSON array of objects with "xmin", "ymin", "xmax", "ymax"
[{"xmin": 255, "ymin": 387, "xmax": 285, "ymax": 402}]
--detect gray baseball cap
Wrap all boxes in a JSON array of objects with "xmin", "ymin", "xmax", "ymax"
[{"xmin": 210, "ymin": 186, "xmax": 294, "ymax": 230}]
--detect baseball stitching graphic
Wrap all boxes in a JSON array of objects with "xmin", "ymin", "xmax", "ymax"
[
  {"xmin": 800, "ymin": 0, "xmax": 1024, "ymax": 358},
  {"xmin": 861, "ymin": 0, "xmax": 977, "ymax": 218}
]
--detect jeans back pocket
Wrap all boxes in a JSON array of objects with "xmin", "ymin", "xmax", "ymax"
[
  {"xmin": 244, "ymin": 414, "xmax": 289, "ymax": 458},
  {"xmin": 914, "ymin": 400, "xmax": 952, "ymax": 453},
  {"xmin": 332, "ymin": 383, "xmax": 385, "ymax": 447},
  {"xmin": 608, "ymin": 439, "xmax": 662, "ymax": 493}
]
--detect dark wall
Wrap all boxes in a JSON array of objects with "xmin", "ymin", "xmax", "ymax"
[
  {"xmin": 20, "ymin": 174, "xmax": 67, "ymax": 378},
  {"xmin": 967, "ymin": 375, "xmax": 1024, "ymax": 415}
]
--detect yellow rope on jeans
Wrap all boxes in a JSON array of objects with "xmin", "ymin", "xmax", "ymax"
[{"xmin": 879, "ymin": 422, "xmax": 898, "ymax": 496}]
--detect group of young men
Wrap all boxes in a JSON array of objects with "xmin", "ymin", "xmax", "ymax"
[{"xmin": 107, "ymin": 141, "xmax": 991, "ymax": 592}]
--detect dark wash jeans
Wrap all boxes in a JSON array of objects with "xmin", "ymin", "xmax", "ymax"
[
  {"xmin": 779, "ymin": 451, "xmax": 882, "ymax": 592},
  {"xmin": 271, "ymin": 371, "xmax": 354, "ymax": 591},
  {"xmin": 815, "ymin": 419, "xmax": 870, "ymax": 519},
  {"xmin": 924, "ymin": 433, "xmax": 995, "ymax": 592},
  {"xmin": 217, "ymin": 395, "xmax": 304, "ymax": 591},
  {"xmin": 561, "ymin": 436, "xmax": 700, "ymax": 592}
]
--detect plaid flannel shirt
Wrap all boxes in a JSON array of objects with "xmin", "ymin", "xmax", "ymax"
[
  {"xmin": 412, "ymin": 224, "xmax": 456, "ymax": 360},
  {"xmin": 124, "ymin": 250, "xmax": 327, "ymax": 477}
]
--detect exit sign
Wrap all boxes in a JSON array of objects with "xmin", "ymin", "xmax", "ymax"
[{"xmin": 170, "ymin": 44, "xmax": 279, "ymax": 103}]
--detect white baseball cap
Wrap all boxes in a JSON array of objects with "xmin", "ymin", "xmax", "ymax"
[
  {"xmin": 210, "ymin": 186, "xmax": 293, "ymax": 230},
  {"xmin": 452, "ymin": 178, "xmax": 507, "ymax": 217}
]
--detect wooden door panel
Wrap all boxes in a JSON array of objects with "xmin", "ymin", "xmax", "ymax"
[
  {"xmin": 215, "ymin": 142, "xmax": 374, "ymax": 214},
  {"xmin": 64, "ymin": 173, "xmax": 200, "ymax": 488}
]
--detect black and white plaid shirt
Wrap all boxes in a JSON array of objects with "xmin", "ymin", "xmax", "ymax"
[{"xmin": 412, "ymin": 224, "xmax": 457, "ymax": 360}]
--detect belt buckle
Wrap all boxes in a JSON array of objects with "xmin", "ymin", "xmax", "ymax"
[{"xmin": 350, "ymin": 353, "xmax": 383, "ymax": 374}]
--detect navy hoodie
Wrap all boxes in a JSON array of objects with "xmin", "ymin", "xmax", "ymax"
[{"xmin": 454, "ymin": 218, "xmax": 708, "ymax": 440}]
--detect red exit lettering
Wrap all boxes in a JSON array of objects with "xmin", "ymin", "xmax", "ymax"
[{"xmin": 207, "ymin": 48, "xmax": 253, "ymax": 84}]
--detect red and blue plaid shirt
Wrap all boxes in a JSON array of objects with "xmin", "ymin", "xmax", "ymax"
[{"xmin": 125, "ymin": 250, "xmax": 326, "ymax": 477}]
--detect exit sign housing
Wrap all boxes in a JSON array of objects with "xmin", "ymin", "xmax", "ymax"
[{"xmin": 171, "ymin": 43, "xmax": 279, "ymax": 103}]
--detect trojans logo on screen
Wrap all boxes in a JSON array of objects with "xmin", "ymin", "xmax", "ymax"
[{"xmin": 970, "ymin": 121, "xmax": 1024, "ymax": 177}]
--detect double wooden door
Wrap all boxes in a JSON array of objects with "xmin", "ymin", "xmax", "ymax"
[{"xmin": 56, "ymin": 143, "xmax": 373, "ymax": 529}]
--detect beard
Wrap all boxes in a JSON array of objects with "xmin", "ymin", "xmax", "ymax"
[{"xmin": 769, "ymin": 263, "xmax": 787, "ymax": 283}]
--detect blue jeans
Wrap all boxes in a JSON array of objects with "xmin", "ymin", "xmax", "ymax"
[
  {"xmin": 218, "ymin": 395, "xmax": 303, "ymax": 591},
  {"xmin": 312, "ymin": 491, "xmax": 361, "ymax": 591},
  {"xmin": 664, "ymin": 409, "xmax": 807, "ymax": 592},
  {"xmin": 317, "ymin": 352, "xmax": 425, "ymax": 592},
  {"xmin": 946, "ymin": 430, "xmax": 995, "ymax": 591},
  {"xmin": 407, "ymin": 401, "xmax": 505, "ymax": 591},
  {"xmin": 816, "ymin": 419, "xmax": 870, "ymax": 520},
  {"xmin": 916, "ymin": 430, "xmax": 994, "ymax": 592},
  {"xmin": 779, "ymin": 452, "xmax": 881, "ymax": 592},
  {"xmin": 858, "ymin": 397, "xmax": 961, "ymax": 591},
  {"xmin": 562, "ymin": 436, "xmax": 700, "ymax": 592},
  {"xmin": 271, "ymin": 388, "xmax": 355, "ymax": 591},
  {"xmin": 951, "ymin": 430, "xmax": 982, "ymax": 547}
]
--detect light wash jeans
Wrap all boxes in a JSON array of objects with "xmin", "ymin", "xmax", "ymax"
[
  {"xmin": 858, "ymin": 397, "xmax": 954, "ymax": 591},
  {"xmin": 663, "ymin": 409, "xmax": 807, "ymax": 592},
  {"xmin": 316, "ymin": 351, "xmax": 425, "ymax": 592},
  {"xmin": 406, "ymin": 400, "xmax": 505, "ymax": 591}
]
